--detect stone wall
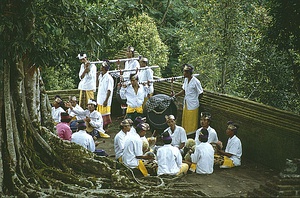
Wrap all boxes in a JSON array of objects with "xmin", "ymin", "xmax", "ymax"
[{"xmin": 47, "ymin": 78, "xmax": 300, "ymax": 171}]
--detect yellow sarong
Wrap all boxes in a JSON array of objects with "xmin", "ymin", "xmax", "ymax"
[
  {"xmin": 177, "ymin": 163, "xmax": 189, "ymax": 175},
  {"xmin": 182, "ymin": 104, "xmax": 199, "ymax": 134},
  {"xmin": 126, "ymin": 106, "xmax": 143, "ymax": 114},
  {"xmin": 79, "ymin": 90, "xmax": 94, "ymax": 109},
  {"xmin": 97, "ymin": 105, "xmax": 111, "ymax": 115},
  {"xmin": 138, "ymin": 160, "xmax": 149, "ymax": 177},
  {"xmin": 222, "ymin": 156, "xmax": 235, "ymax": 168}
]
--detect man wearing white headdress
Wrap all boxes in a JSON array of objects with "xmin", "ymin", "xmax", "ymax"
[
  {"xmin": 77, "ymin": 53, "xmax": 97, "ymax": 110},
  {"xmin": 66, "ymin": 99, "xmax": 110, "ymax": 139},
  {"xmin": 122, "ymin": 46, "xmax": 140, "ymax": 82}
]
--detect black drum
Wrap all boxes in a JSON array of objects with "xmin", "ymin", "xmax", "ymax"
[{"xmin": 145, "ymin": 94, "xmax": 177, "ymax": 131}]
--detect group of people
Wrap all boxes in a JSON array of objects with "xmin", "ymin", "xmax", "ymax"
[
  {"xmin": 51, "ymin": 46, "xmax": 242, "ymax": 177},
  {"xmin": 50, "ymin": 46, "xmax": 155, "ymax": 156},
  {"xmin": 113, "ymin": 112, "xmax": 242, "ymax": 177}
]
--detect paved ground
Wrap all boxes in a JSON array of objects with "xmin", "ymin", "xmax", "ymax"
[{"xmin": 97, "ymin": 115, "xmax": 279, "ymax": 197}]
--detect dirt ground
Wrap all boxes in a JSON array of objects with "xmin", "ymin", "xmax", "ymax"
[{"xmin": 97, "ymin": 115, "xmax": 279, "ymax": 197}]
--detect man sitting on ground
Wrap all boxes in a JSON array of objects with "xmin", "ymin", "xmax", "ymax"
[
  {"xmin": 71, "ymin": 120, "xmax": 95, "ymax": 152},
  {"xmin": 156, "ymin": 132, "xmax": 189, "ymax": 176}
]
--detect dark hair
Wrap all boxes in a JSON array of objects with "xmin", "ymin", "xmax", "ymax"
[
  {"xmin": 77, "ymin": 120, "xmax": 86, "ymax": 130},
  {"xmin": 129, "ymin": 73, "xmax": 138, "ymax": 81},
  {"xmin": 199, "ymin": 128, "xmax": 209, "ymax": 142},
  {"xmin": 161, "ymin": 131, "xmax": 172, "ymax": 144},
  {"xmin": 127, "ymin": 46, "xmax": 135, "ymax": 56}
]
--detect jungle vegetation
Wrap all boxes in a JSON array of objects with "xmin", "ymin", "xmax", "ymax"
[{"xmin": 0, "ymin": 0, "xmax": 299, "ymax": 196}]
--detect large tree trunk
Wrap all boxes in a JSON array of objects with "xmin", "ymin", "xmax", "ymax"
[{"xmin": 1, "ymin": 55, "xmax": 149, "ymax": 196}]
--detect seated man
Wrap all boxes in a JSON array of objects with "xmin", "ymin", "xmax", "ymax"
[
  {"xmin": 164, "ymin": 115, "xmax": 187, "ymax": 154},
  {"xmin": 122, "ymin": 123, "xmax": 154, "ymax": 177},
  {"xmin": 66, "ymin": 96, "xmax": 85, "ymax": 121},
  {"xmin": 195, "ymin": 112, "xmax": 219, "ymax": 145},
  {"xmin": 216, "ymin": 121, "xmax": 242, "ymax": 168},
  {"xmin": 51, "ymin": 97, "xmax": 66, "ymax": 125},
  {"xmin": 156, "ymin": 132, "xmax": 189, "ymax": 176},
  {"xmin": 71, "ymin": 120, "xmax": 95, "ymax": 152},
  {"xmin": 114, "ymin": 119, "xmax": 131, "ymax": 162},
  {"xmin": 66, "ymin": 99, "xmax": 110, "ymax": 139},
  {"xmin": 190, "ymin": 128, "xmax": 214, "ymax": 174}
]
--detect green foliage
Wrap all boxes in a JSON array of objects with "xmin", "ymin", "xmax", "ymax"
[
  {"xmin": 111, "ymin": 13, "xmax": 169, "ymax": 76},
  {"xmin": 42, "ymin": 64, "xmax": 76, "ymax": 90}
]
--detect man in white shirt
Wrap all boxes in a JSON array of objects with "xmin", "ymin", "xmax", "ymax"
[
  {"xmin": 66, "ymin": 99, "xmax": 110, "ymax": 139},
  {"xmin": 174, "ymin": 64, "xmax": 203, "ymax": 135},
  {"xmin": 122, "ymin": 46, "xmax": 140, "ymax": 82},
  {"xmin": 216, "ymin": 121, "xmax": 242, "ymax": 168},
  {"xmin": 71, "ymin": 120, "xmax": 95, "ymax": 152},
  {"xmin": 122, "ymin": 123, "xmax": 153, "ymax": 177},
  {"xmin": 164, "ymin": 115, "xmax": 187, "ymax": 153},
  {"xmin": 195, "ymin": 112, "xmax": 219, "ymax": 145},
  {"xmin": 66, "ymin": 96, "xmax": 85, "ymax": 120},
  {"xmin": 119, "ymin": 74, "xmax": 149, "ymax": 122},
  {"xmin": 157, "ymin": 132, "xmax": 188, "ymax": 176},
  {"xmin": 77, "ymin": 53, "xmax": 97, "ymax": 110},
  {"xmin": 97, "ymin": 60, "xmax": 114, "ymax": 132},
  {"xmin": 138, "ymin": 57, "xmax": 154, "ymax": 106},
  {"xmin": 114, "ymin": 119, "xmax": 131, "ymax": 161},
  {"xmin": 51, "ymin": 97, "xmax": 66, "ymax": 125},
  {"xmin": 191, "ymin": 128, "xmax": 214, "ymax": 174}
]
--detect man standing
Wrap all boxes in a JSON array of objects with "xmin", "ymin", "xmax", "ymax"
[
  {"xmin": 122, "ymin": 46, "xmax": 140, "ymax": 82},
  {"xmin": 174, "ymin": 64, "xmax": 203, "ymax": 135},
  {"xmin": 119, "ymin": 74, "xmax": 149, "ymax": 122},
  {"xmin": 97, "ymin": 60, "xmax": 114, "ymax": 132},
  {"xmin": 138, "ymin": 57, "xmax": 154, "ymax": 106},
  {"xmin": 77, "ymin": 53, "xmax": 97, "ymax": 110}
]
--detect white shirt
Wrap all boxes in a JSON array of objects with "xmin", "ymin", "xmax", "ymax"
[
  {"xmin": 195, "ymin": 126, "xmax": 219, "ymax": 145},
  {"xmin": 71, "ymin": 130, "xmax": 95, "ymax": 152},
  {"xmin": 123, "ymin": 59, "xmax": 140, "ymax": 81},
  {"xmin": 120, "ymin": 85, "xmax": 149, "ymax": 108},
  {"xmin": 69, "ymin": 109, "xmax": 105, "ymax": 133},
  {"xmin": 191, "ymin": 142, "xmax": 214, "ymax": 174},
  {"xmin": 157, "ymin": 144, "xmax": 182, "ymax": 176},
  {"xmin": 51, "ymin": 107, "xmax": 65, "ymax": 123},
  {"xmin": 114, "ymin": 130, "xmax": 127, "ymax": 160},
  {"xmin": 122, "ymin": 133, "xmax": 143, "ymax": 168},
  {"xmin": 182, "ymin": 76, "xmax": 203, "ymax": 110},
  {"xmin": 138, "ymin": 67, "xmax": 154, "ymax": 94},
  {"xmin": 164, "ymin": 125, "xmax": 187, "ymax": 148},
  {"xmin": 97, "ymin": 72, "xmax": 114, "ymax": 107},
  {"xmin": 127, "ymin": 127, "xmax": 147, "ymax": 141},
  {"xmin": 78, "ymin": 63, "xmax": 97, "ymax": 91},
  {"xmin": 225, "ymin": 135, "xmax": 242, "ymax": 166},
  {"xmin": 67, "ymin": 104, "xmax": 85, "ymax": 120}
]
